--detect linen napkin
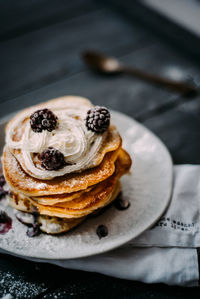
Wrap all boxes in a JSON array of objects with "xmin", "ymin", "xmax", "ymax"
[{"xmin": 1, "ymin": 165, "xmax": 200, "ymax": 286}]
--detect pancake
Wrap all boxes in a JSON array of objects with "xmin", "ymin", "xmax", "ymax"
[
  {"xmin": 3, "ymin": 146, "xmax": 120, "ymax": 196},
  {"xmin": 6, "ymin": 96, "xmax": 121, "ymax": 180},
  {"xmin": 15, "ymin": 211, "xmax": 85, "ymax": 234},
  {"xmin": 10, "ymin": 181, "xmax": 121, "ymax": 219},
  {"xmin": 32, "ymin": 186, "xmax": 94, "ymax": 205},
  {"xmin": 30, "ymin": 180, "xmax": 121, "ymax": 219},
  {"xmin": 38, "ymin": 215, "xmax": 85, "ymax": 234},
  {"xmin": 32, "ymin": 148, "xmax": 131, "ymax": 206},
  {"xmin": 9, "ymin": 149, "xmax": 131, "ymax": 219},
  {"xmin": 10, "ymin": 125, "xmax": 121, "ymax": 180}
]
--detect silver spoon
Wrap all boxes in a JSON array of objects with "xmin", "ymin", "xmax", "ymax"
[{"xmin": 82, "ymin": 51, "xmax": 198, "ymax": 96}]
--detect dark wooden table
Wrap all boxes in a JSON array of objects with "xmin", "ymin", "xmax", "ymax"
[{"xmin": 1, "ymin": 1, "xmax": 200, "ymax": 298}]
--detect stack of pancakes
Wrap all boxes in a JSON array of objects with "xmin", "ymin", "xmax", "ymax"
[{"xmin": 2, "ymin": 97, "xmax": 131, "ymax": 234}]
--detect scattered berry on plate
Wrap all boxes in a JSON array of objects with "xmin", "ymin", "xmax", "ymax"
[
  {"xmin": 114, "ymin": 192, "xmax": 130, "ymax": 210},
  {"xmin": 96, "ymin": 224, "xmax": 108, "ymax": 239},
  {"xmin": 26, "ymin": 224, "xmax": 40, "ymax": 237},
  {"xmin": 0, "ymin": 210, "xmax": 12, "ymax": 234}
]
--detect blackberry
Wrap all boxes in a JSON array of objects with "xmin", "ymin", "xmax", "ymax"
[
  {"xmin": 85, "ymin": 106, "xmax": 110, "ymax": 133},
  {"xmin": 0, "ymin": 210, "xmax": 12, "ymax": 234},
  {"xmin": 0, "ymin": 189, "xmax": 8, "ymax": 200},
  {"xmin": 26, "ymin": 224, "xmax": 40, "ymax": 237},
  {"xmin": 0, "ymin": 175, "xmax": 8, "ymax": 201},
  {"xmin": 30, "ymin": 108, "xmax": 58, "ymax": 133},
  {"xmin": 96, "ymin": 224, "xmax": 108, "ymax": 239},
  {"xmin": 40, "ymin": 147, "xmax": 66, "ymax": 170},
  {"xmin": 0, "ymin": 210, "xmax": 10, "ymax": 223},
  {"xmin": 0, "ymin": 175, "xmax": 6, "ymax": 187},
  {"xmin": 114, "ymin": 192, "xmax": 130, "ymax": 211}
]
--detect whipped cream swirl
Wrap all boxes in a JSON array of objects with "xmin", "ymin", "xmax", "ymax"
[{"xmin": 6, "ymin": 98, "xmax": 107, "ymax": 180}]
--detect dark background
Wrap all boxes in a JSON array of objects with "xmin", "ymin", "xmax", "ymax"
[{"xmin": 0, "ymin": 0, "xmax": 200, "ymax": 298}]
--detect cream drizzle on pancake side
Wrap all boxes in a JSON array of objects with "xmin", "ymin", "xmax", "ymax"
[{"xmin": 5, "ymin": 99, "xmax": 107, "ymax": 180}]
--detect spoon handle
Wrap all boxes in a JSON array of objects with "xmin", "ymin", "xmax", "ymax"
[{"xmin": 121, "ymin": 66, "xmax": 198, "ymax": 96}]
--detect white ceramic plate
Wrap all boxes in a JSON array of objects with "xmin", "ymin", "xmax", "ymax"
[{"xmin": 0, "ymin": 111, "xmax": 173, "ymax": 259}]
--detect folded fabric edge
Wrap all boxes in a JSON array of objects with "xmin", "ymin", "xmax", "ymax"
[{"xmin": 0, "ymin": 247, "xmax": 199, "ymax": 287}]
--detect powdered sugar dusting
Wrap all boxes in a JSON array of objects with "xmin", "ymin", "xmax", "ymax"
[
  {"xmin": 1, "ymin": 294, "xmax": 13, "ymax": 299},
  {"xmin": 4, "ymin": 152, "xmax": 48, "ymax": 191},
  {"xmin": 36, "ymin": 183, "xmax": 47, "ymax": 190},
  {"xmin": 0, "ymin": 271, "xmax": 47, "ymax": 298},
  {"xmin": 6, "ymin": 154, "xmax": 25, "ymax": 178}
]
